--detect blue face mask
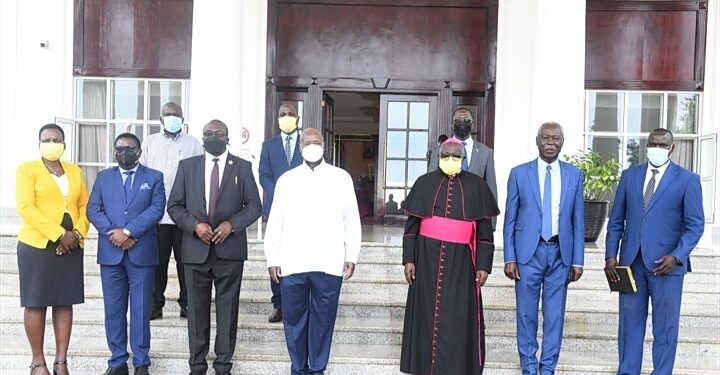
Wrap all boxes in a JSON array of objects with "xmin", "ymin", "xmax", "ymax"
[
  {"xmin": 163, "ymin": 115, "xmax": 183, "ymax": 133},
  {"xmin": 646, "ymin": 146, "xmax": 671, "ymax": 167}
]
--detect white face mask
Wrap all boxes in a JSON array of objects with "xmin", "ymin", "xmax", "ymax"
[
  {"xmin": 301, "ymin": 144, "xmax": 324, "ymax": 163},
  {"xmin": 646, "ymin": 146, "xmax": 671, "ymax": 167}
]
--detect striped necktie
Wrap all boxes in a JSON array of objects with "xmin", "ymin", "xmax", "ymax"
[
  {"xmin": 285, "ymin": 135, "xmax": 292, "ymax": 165},
  {"xmin": 644, "ymin": 168, "xmax": 659, "ymax": 209}
]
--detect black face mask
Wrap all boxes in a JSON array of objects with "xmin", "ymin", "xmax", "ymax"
[
  {"xmin": 203, "ymin": 136, "xmax": 227, "ymax": 156},
  {"xmin": 116, "ymin": 149, "xmax": 140, "ymax": 170},
  {"xmin": 452, "ymin": 119, "xmax": 472, "ymax": 140}
]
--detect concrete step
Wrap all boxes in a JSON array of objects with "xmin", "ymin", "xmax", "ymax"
[
  {"xmin": 1, "ymin": 308, "xmax": 716, "ymax": 356},
  {"xmin": 2, "ymin": 252, "xmax": 719, "ymax": 292},
  {"xmin": 2, "ymin": 270, "xmax": 718, "ymax": 308},
  {"xmin": 2, "ymin": 289, "xmax": 718, "ymax": 329},
  {"xmin": 3, "ymin": 236, "xmax": 720, "ymax": 273},
  {"xmin": 0, "ymin": 333, "xmax": 718, "ymax": 375}
]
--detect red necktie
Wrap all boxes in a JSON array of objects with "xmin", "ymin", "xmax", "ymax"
[{"xmin": 208, "ymin": 158, "xmax": 220, "ymax": 223}]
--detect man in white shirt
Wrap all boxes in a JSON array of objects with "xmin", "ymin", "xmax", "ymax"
[
  {"xmin": 139, "ymin": 102, "xmax": 203, "ymax": 320},
  {"xmin": 264, "ymin": 128, "xmax": 361, "ymax": 375}
]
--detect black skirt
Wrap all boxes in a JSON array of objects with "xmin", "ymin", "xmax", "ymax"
[{"xmin": 16, "ymin": 213, "xmax": 84, "ymax": 307}]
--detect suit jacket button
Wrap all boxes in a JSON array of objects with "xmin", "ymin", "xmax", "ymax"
[{"xmin": 124, "ymin": 211, "xmax": 128, "ymax": 215}]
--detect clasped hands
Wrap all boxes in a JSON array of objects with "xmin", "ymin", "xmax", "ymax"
[
  {"xmin": 107, "ymin": 228, "xmax": 136, "ymax": 251},
  {"xmin": 56, "ymin": 230, "xmax": 81, "ymax": 255},
  {"xmin": 195, "ymin": 221, "xmax": 234, "ymax": 245},
  {"xmin": 403, "ymin": 263, "xmax": 489, "ymax": 287}
]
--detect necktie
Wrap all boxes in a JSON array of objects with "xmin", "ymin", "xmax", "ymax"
[
  {"xmin": 461, "ymin": 141, "xmax": 469, "ymax": 171},
  {"xmin": 542, "ymin": 165, "xmax": 552, "ymax": 241},
  {"xmin": 123, "ymin": 171, "xmax": 135, "ymax": 201},
  {"xmin": 208, "ymin": 158, "xmax": 220, "ymax": 223},
  {"xmin": 285, "ymin": 135, "xmax": 292, "ymax": 165},
  {"xmin": 644, "ymin": 168, "xmax": 659, "ymax": 209}
]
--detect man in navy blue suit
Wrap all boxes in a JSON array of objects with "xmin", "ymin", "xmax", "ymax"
[
  {"xmin": 88, "ymin": 133, "xmax": 166, "ymax": 375},
  {"xmin": 605, "ymin": 128, "xmax": 704, "ymax": 375},
  {"xmin": 503, "ymin": 122, "xmax": 585, "ymax": 375},
  {"xmin": 259, "ymin": 103, "xmax": 303, "ymax": 323}
]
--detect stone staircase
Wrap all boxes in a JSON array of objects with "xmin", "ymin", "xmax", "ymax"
[{"xmin": 0, "ymin": 234, "xmax": 718, "ymax": 374}]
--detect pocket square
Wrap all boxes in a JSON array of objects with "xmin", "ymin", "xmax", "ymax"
[{"xmin": 140, "ymin": 182, "xmax": 151, "ymax": 190}]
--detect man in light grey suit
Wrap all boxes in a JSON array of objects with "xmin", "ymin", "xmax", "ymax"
[{"xmin": 429, "ymin": 108, "xmax": 497, "ymax": 225}]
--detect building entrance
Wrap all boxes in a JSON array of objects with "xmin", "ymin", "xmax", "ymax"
[{"xmin": 324, "ymin": 92, "xmax": 438, "ymax": 223}]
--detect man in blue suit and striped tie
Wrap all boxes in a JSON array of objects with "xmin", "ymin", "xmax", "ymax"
[
  {"xmin": 259, "ymin": 103, "xmax": 304, "ymax": 323},
  {"xmin": 605, "ymin": 128, "xmax": 704, "ymax": 375},
  {"xmin": 503, "ymin": 122, "xmax": 585, "ymax": 375},
  {"xmin": 88, "ymin": 133, "xmax": 166, "ymax": 375}
]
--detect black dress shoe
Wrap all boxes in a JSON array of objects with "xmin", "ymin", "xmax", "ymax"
[
  {"xmin": 268, "ymin": 307, "xmax": 282, "ymax": 323},
  {"xmin": 150, "ymin": 308, "xmax": 162, "ymax": 321},
  {"xmin": 101, "ymin": 366, "xmax": 129, "ymax": 375},
  {"xmin": 133, "ymin": 367, "xmax": 149, "ymax": 375},
  {"xmin": 180, "ymin": 306, "xmax": 188, "ymax": 318}
]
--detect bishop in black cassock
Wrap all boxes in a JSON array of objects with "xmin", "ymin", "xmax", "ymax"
[{"xmin": 400, "ymin": 139, "xmax": 499, "ymax": 375}]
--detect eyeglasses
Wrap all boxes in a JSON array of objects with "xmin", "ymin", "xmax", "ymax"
[
  {"xmin": 203, "ymin": 131, "xmax": 228, "ymax": 138},
  {"xmin": 440, "ymin": 155, "xmax": 463, "ymax": 162},
  {"xmin": 115, "ymin": 145, "xmax": 138, "ymax": 152},
  {"xmin": 453, "ymin": 118, "xmax": 473, "ymax": 125}
]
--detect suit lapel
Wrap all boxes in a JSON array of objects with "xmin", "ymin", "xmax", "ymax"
[
  {"xmin": 469, "ymin": 143, "xmax": 481, "ymax": 171},
  {"xmin": 292, "ymin": 137, "xmax": 303, "ymax": 166},
  {"xmin": 646, "ymin": 162, "xmax": 677, "ymax": 212},
  {"xmin": 635, "ymin": 165, "xmax": 646, "ymax": 210},
  {"xmin": 559, "ymin": 162, "xmax": 570, "ymax": 211},
  {"xmin": 111, "ymin": 167, "xmax": 127, "ymax": 206},
  {"xmin": 218, "ymin": 154, "xmax": 237, "ymax": 197},
  {"xmin": 527, "ymin": 162, "xmax": 542, "ymax": 210},
  {"xmin": 125, "ymin": 165, "xmax": 145, "ymax": 207},
  {"xmin": 198, "ymin": 156, "xmax": 207, "ymax": 210}
]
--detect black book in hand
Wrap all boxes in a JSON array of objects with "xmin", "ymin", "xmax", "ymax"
[{"xmin": 606, "ymin": 266, "xmax": 637, "ymax": 293}]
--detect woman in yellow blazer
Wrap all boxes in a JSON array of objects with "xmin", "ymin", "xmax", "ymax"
[{"xmin": 16, "ymin": 124, "xmax": 89, "ymax": 375}]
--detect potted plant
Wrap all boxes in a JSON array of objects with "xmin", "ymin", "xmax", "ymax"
[{"xmin": 564, "ymin": 150, "xmax": 621, "ymax": 242}]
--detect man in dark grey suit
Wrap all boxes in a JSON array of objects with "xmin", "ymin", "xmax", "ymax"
[
  {"xmin": 167, "ymin": 120, "xmax": 262, "ymax": 375},
  {"xmin": 429, "ymin": 108, "xmax": 497, "ymax": 224}
]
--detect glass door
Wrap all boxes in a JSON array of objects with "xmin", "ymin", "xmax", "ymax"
[
  {"xmin": 322, "ymin": 93, "xmax": 335, "ymax": 164},
  {"xmin": 376, "ymin": 95, "xmax": 437, "ymax": 222}
]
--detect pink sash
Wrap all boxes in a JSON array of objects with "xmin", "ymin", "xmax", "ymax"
[{"xmin": 419, "ymin": 215, "xmax": 477, "ymax": 260}]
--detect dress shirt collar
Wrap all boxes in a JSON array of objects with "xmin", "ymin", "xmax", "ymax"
[
  {"xmin": 537, "ymin": 157, "xmax": 560, "ymax": 172},
  {"xmin": 205, "ymin": 150, "xmax": 228, "ymax": 166},
  {"xmin": 647, "ymin": 160, "xmax": 670, "ymax": 175},
  {"xmin": 118, "ymin": 164, "xmax": 139, "ymax": 174},
  {"xmin": 163, "ymin": 130, "xmax": 184, "ymax": 141},
  {"xmin": 300, "ymin": 159, "xmax": 326, "ymax": 172},
  {"xmin": 453, "ymin": 136, "xmax": 474, "ymax": 147},
  {"xmin": 282, "ymin": 130, "xmax": 298, "ymax": 143}
]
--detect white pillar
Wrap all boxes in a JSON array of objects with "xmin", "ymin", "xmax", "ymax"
[
  {"xmin": 189, "ymin": 0, "xmax": 268, "ymax": 164},
  {"xmin": 494, "ymin": 0, "xmax": 586, "ymax": 229},
  {"xmin": 699, "ymin": 1, "xmax": 720, "ymax": 247},
  {"xmin": 0, "ymin": 0, "xmax": 75, "ymax": 209}
]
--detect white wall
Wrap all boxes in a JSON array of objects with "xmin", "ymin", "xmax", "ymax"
[
  {"xmin": 0, "ymin": 0, "xmax": 75, "ymax": 210},
  {"xmin": 495, "ymin": 0, "xmax": 586, "ymax": 230},
  {"xmin": 699, "ymin": 0, "xmax": 720, "ymax": 248},
  {"xmin": 188, "ymin": 0, "xmax": 268, "ymax": 165}
]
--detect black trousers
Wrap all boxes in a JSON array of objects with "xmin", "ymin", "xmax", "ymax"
[
  {"xmin": 184, "ymin": 248, "xmax": 244, "ymax": 373},
  {"xmin": 153, "ymin": 224, "xmax": 187, "ymax": 310}
]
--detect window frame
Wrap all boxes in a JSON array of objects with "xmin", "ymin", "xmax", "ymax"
[
  {"xmin": 584, "ymin": 89, "xmax": 702, "ymax": 172},
  {"xmin": 73, "ymin": 77, "xmax": 191, "ymax": 187}
]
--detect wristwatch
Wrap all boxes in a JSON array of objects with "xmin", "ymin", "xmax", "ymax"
[
  {"xmin": 674, "ymin": 256, "xmax": 682, "ymax": 266},
  {"xmin": 122, "ymin": 228, "xmax": 132, "ymax": 237}
]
